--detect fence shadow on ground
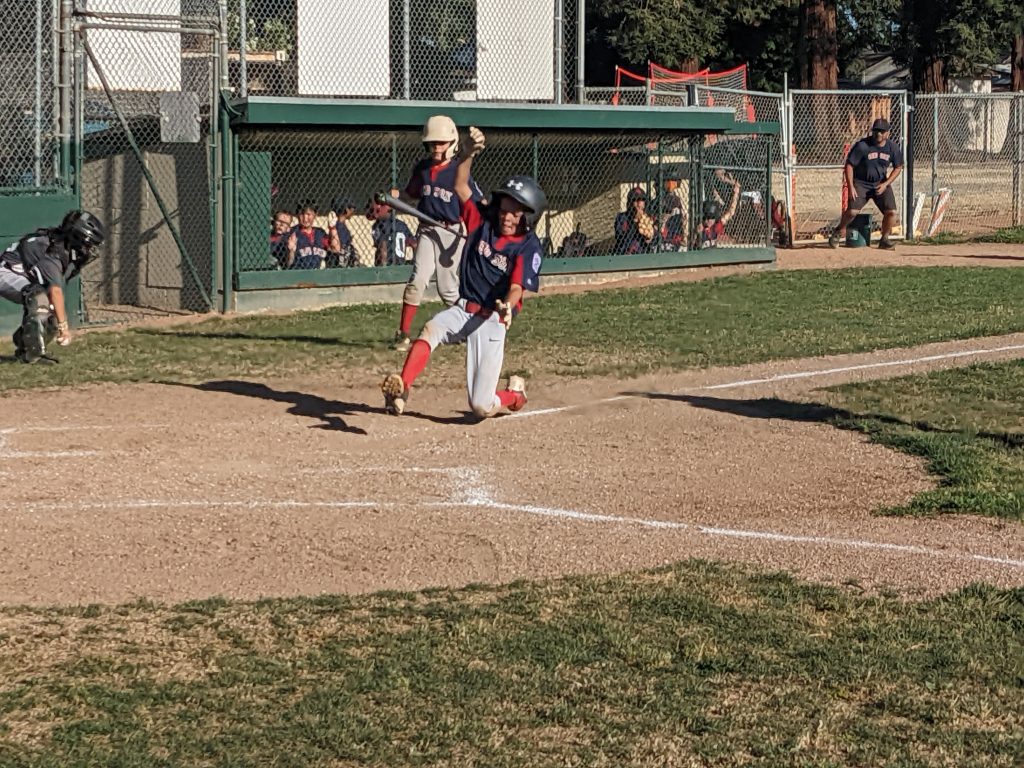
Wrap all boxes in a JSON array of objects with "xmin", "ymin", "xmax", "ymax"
[
  {"xmin": 139, "ymin": 329, "xmax": 378, "ymax": 348},
  {"xmin": 621, "ymin": 392, "xmax": 1024, "ymax": 449}
]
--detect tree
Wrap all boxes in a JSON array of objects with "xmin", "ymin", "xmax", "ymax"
[
  {"xmin": 588, "ymin": 0, "xmax": 723, "ymax": 77},
  {"xmin": 798, "ymin": 0, "xmax": 839, "ymax": 89}
]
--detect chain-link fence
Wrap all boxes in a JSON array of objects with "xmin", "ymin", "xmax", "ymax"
[
  {"xmin": 701, "ymin": 133, "xmax": 773, "ymax": 248},
  {"xmin": 235, "ymin": 126, "xmax": 773, "ymax": 273},
  {"xmin": 76, "ymin": 2, "xmax": 219, "ymax": 320},
  {"xmin": 913, "ymin": 93, "xmax": 1024, "ymax": 235},
  {"xmin": 1, "ymin": 0, "xmax": 61, "ymax": 192},
  {"xmin": 229, "ymin": 0, "xmax": 581, "ymax": 103},
  {"xmin": 787, "ymin": 89, "xmax": 907, "ymax": 243}
]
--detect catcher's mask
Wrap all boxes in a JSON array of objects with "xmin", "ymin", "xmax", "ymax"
[
  {"xmin": 490, "ymin": 175, "xmax": 547, "ymax": 230},
  {"xmin": 60, "ymin": 209, "xmax": 105, "ymax": 271},
  {"xmin": 422, "ymin": 115, "xmax": 459, "ymax": 160}
]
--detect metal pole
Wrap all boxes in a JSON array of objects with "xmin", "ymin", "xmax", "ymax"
[
  {"xmin": 239, "ymin": 0, "xmax": 247, "ymax": 97},
  {"xmin": 403, "ymin": 0, "xmax": 410, "ymax": 99},
  {"xmin": 217, "ymin": 1, "xmax": 229, "ymax": 91},
  {"xmin": 576, "ymin": 0, "xmax": 584, "ymax": 103},
  {"xmin": 59, "ymin": 0, "xmax": 72, "ymax": 186},
  {"xmin": 553, "ymin": 0, "xmax": 564, "ymax": 104},
  {"xmin": 34, "ymin": 0, "xmax": 43, "ymax": 186},
  {"xmin": 931, "ymin": 95, "xmax": 938, "ymax": 197},
  {"xmin": 905, "ymin": 92, "xmax": 915, "ymax": 236},
  {"xmin": 1014, "ymin": 95, "xmax": 1023, "ymax": 227}
]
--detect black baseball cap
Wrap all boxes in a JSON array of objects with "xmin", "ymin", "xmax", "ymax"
[
  {"xmin": 331, "ymin": 195, "xmax": 356, "ymax": 213},
  {"xmin": 871, "ymin": 118, "xmax": 891, "ymax": 133}
]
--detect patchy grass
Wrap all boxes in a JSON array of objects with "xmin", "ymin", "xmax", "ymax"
[
  {"xmin": 824, "ymin": 359, "xmax": 1024, "ymax": 520},
  {"xmin": 908, "ymin": 225, "xmax": 1024, "ymax": 246},
  {"xmin": 690, "ymin": 360, "xmax": 1024, "ymax": 520},
  {"xmin": 0, "ymin": 562, "xmax": 1021, "ymax": 767},
  {"xmin": 1, "ymin": 267, "xmax": 1023, "ymax": 392}
]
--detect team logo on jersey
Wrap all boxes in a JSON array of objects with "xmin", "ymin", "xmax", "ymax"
[{"xmin": 478, "ymin": 239, "xmax": 509, "ymax": 272}]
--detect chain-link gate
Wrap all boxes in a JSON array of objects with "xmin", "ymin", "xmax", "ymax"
[
  {"xmin": 74, "ymin": 2, "xmax": 220, "ymax": 322},
  {"xmin": 787, "ymin": 89, "xmax": 908, "ymax": 244},
  {"xmin": 1, "ymin": 0, "xmax": 62, "ymax": 193},
  {"xmin": 228, "ymin": 0, "xmax": 581, "ymax": 103},
  {"xmin": 912, "ymin": 93, "xmax": 1024, "ymax": 237}
]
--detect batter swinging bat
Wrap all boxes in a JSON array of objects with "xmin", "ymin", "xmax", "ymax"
[{"xmin": 374, "ymin": 192, "xmax": 468, "ymax": 239}]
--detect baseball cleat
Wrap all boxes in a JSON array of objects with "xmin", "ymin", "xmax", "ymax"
[
  {"xmin": 507, "ymin": 375, "xmax": 527, "ymax": 412},
  {"xmin": 381, "ymin": 373, "xmax": 409, "ymax": 415},
  {"xmin": 877, "ymin": 238, "xmax": 895, "ymax": 250},
  {"xmin": 827, "ymin": 231, "xmax": 840, "ymax": 249},
  {"xmin": 393, "ymin": 331, "xmax": 412, "ymax": 352}
]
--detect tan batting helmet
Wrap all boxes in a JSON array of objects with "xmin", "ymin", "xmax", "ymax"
[{"xmin": 422, "ymin": 115, "xmax": 459, "ymax": 160}]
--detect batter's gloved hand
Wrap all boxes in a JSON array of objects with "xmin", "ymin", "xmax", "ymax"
[
  {"xmin": 467, "ymin": 126, "xmax": 486, "ymax": 157},
  {"xmin": 495, "ymin": 299, "xmax": 513, "ymax": 329}
]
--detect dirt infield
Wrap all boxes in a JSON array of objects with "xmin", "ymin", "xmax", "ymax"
[{"xmin": 3, "ymin": 329, "xmax": 1023, "ymax": 607}]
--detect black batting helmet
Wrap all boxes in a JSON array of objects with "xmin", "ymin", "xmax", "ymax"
[
  {"xmin": 702, "ymin": 200, "xmax": 722, "ymax": 220},
  {"xmin": 490, "ymin": 175, "xmax": 547, "ymax": 228},
  {"xmin": 59, "ymin": 209, "xmax": 105, "ymax": 272}
]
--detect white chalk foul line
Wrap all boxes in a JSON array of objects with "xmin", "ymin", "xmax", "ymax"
[
  {"xmin": 509, "ymin": 342, "xmax": 1024, "ymax": 419},
  {"xmin": 431, "ymin": 499, "xmax": 1024, "ymax": 570}
]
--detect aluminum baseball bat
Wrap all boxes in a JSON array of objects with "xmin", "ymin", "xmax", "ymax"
[{"xmin": 375, "ymin": 193, "xmax": 468, "ymax": 239}]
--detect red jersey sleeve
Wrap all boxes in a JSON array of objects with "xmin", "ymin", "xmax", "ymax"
[{"xmin": 460, "ymin": 197, "xmax": 483, "ymax": 234}]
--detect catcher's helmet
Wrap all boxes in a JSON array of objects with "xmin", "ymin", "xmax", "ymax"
[
  {"xmin": 60, "ymin": 210, "xmax": 105, "ymax": 268},
  {"xmin": 422, "ymin": 115, "xmax": 459, "ymax": 159},
  {"xmin": 626, "ymin": 186, "xmax": 647, "ymax": 204},
  {"xmin": 702, "ymin": 200, "xmax": 722, "ymax": 220},
  {"xmin": 491, "ymin": 176, "xmax": 547, "ymax": 229}
]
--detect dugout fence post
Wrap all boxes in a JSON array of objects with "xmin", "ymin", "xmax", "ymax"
[
  {"xmin": 1014, "ymin": 94, "xmax": 1023, "ymax": 228},
  {"xmin": 905, "ymin": 92, "xmax": 915, "ymax": 237}
]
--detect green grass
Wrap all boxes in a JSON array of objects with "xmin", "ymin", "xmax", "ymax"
[
  {"xmin": 909, "ymin": 225, "xmax": 1024, "ymax": 246},
  {"xmin": 697, "ymin": 359, "xmax": 1024, "ymax": 520},
  {"xmin": 1, "ymin": 563, "xmax": 1021, "ymax": 767},
  {"xmin": 824, "ymin": 359, "xmax": 1024, "ymax": 520},
  {"xmin": 2, "ymin": 267, "xmax": 1023, "ymax": 391}
]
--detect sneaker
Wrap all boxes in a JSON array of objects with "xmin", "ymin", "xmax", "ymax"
[
  {"xmin": 507, "ymin": 375, "xmax": 528, "ymax": 412},
  {"xmin": 381, "ymin": 373, "xmax": 409, "ymax": 415},
  {"xmin": 878, "ymin": 238, "xmax": 896, "ymax": 250},
  {"xmin": 393, "ymin": 331, "xmax": 411, "ymax": 352},
  {"xmin": 828, "ymin": 231, "xmax": 840, "ymax": 249}
]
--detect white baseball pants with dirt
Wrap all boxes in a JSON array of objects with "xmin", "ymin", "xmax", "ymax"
[
  {"xmin": 402, "ymin": 222, "xmax": 463, "ymax": 307},
  {"xmin": 420, "ymin": 299, "xmax": 507, "ymax": 417},
  {"xmin": 0, "ymin": 265, "xmax": 30, "ymax": 304}
]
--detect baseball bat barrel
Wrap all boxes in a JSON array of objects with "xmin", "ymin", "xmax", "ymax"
[{"xmin": 375, "ymin": 192, "xmax": 467, "ymax": 239}]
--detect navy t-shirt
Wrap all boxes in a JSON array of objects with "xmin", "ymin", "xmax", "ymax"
[
  {"xmin": 458, "ymin": 199, "xmax": 542, "ymax": 310},
  {"xmin": 405, "ymin": 158, "xmax": 483, "ymax": 224},
  {"xmin": 371, "ymin": 217, "xmax": 414, "ymax": 264},
  {"xmin": 846, "ymin": 137, "xmax": 903, "ymax": 184}
]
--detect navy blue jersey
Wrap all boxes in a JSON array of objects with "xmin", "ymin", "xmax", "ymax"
[
  {"xmin": 614, "ymin": 211, "xmax": 652, "ymax": 254},
  {"xmin": 291, "ymin": 226, "xmax": 329, "ymax": 270},
  {"xmin": 405, "ymin": 158, "xmax": 483, "ymax": 224},
  {"xmin": 458, "ymin": 199, "xmax": 542, "ymax": 310},
  {"xmin": 846, "ymin": 137, "xmax": 903, "ymax": 183},
  {"xmin": 2, "ymin": 229, "xmax": 71, "ymax": 287},
  {"xmin": 371, "ymin": 217, "xmax": 415, "ymax": 265},
  {"xmin": 269, "ymin": 230, "xmax": 290, "ymax": 268},
  {"xmin": 334, "ymin": 220, "xmax": 352, "ymax": 248}
]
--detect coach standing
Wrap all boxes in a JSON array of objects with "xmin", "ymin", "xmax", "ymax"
[{"xmin": 829, "ymin": 118, "xmax": 904, "ymax": 250}]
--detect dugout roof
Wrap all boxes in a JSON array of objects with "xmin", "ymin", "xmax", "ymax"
[{"xmin": 228, "ymin": 97, "xmax": 778, "ymax": 135}]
